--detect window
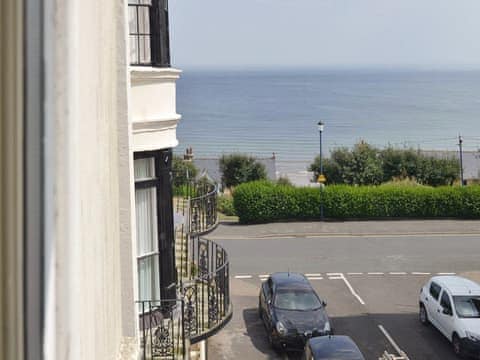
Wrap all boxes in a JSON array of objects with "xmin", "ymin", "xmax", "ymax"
[
  {"xmin": 429, "ymin": 282, "xmax": 441, "ymax": 300},
  {"xmin": 440, "ymin": 291, "xmax": 452, "ymax": 312},
  {"xmin": 135, "ymin": 157, "xmax": 160, "ymax": 301},
  {"xmin": 128, "ymin": 0, "xmax": 170, "ymax": 67},
  {"xmin": 128, "ymin": 0, "xmax": 152, "ymax": 65},
  {"xmin": 453, "ymin": 296, "xmax": 480, "ymax": 318}
]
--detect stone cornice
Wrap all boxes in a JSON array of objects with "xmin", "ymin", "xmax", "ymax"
[{"xmin": 130, "ymin": 67, "xmax": 182, "ymax": 84}]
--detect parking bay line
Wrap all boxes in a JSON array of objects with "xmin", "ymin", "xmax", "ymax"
[
  {"xmin": 307, "ymin": 277, "xmax": 323, "ymax": 280},
  {"xmin": 378, "ymin": 324, "xmax": 409, "ymax": 359},
  {"xmin": 234, "ymin": 275, "xmax": 252, "ymax": 279},
  {"xmin": 329, "ymin": 273, "xmax": 366, "ymax": 305}
]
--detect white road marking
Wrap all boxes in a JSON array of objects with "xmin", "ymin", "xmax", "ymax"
[
  {"xmin": 258, "ymin": 274, "xmax": 269, "ymax": 278},
  {"xmin": 368, "ymin": 272, "xmax": 385, "ymax": 275},
  {"xmin": 328, "ymin": 276, "xmax": 343, "ymax": 280},
  {"xmin": 305, "ymin": 273, "xmax": 321, "ymax": 277},
  {"xmin": 378, "ymin": 324, "xmax": 408, "ymax": 358},
  {"xmin": 347, "ymin": 272, "xmax": 363, "ymax": 275},
  {"xmin": 389, "ymin": 272, "xmax": 407, "ymax": 275},
  {"xmin": 307, "ymin": 277, "xmax": 323, "ymax": 280},
  {"xmin": 411, "ymin": 272, "xmax": 431, "ymax": 275},
  {"xmin": 437, "ymin": 272, "xmax": 456, "ymax": 275},
  {"xmin": 260, "ymin": 278, "xmax": 267, "ymax": 282},
  {"xmin": 327, "ymin": 272, "xmax": 343, "ymax": 276},
  {"xmin": 339, "ymin": 273, "xmax": 366, "ymax": 305},
  {"xmin": 234, "ymin": 275, "xmax": 252, "ymax": 279}
]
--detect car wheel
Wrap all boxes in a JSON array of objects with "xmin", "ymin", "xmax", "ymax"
[
  {"xmin": 452, "ymin": 334, "xmax": 464, "ymax": 358},
  {"xmin": 419, "ymin": 304, "xmax": 429, "ymax": 325}
]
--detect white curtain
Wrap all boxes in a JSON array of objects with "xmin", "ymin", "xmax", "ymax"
[{"xmin": 135, "ymin": 157, "xmax": 160, "ymax": 301}]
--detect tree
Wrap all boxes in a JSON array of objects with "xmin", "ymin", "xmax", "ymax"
[
  {"xmin": 172, "ymin": 155, "xmax": 198, "ymax": 187},
  {"xmin": 219, "ymin": 154, "xmax": 267, "ymax": 188},
  {"xmin": 308, "ymin": 141, "xmax": 459, "ymax": 186}
]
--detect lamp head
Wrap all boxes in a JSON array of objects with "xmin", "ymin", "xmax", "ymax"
[{"xmin": 317, "ymin": 121, "xmax": 324, "ymax": 133}]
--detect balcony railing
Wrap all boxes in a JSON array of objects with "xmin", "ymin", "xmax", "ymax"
[
  {"xmin": 137, "ymin": 299, "xmax": 186, "ymax": 359},
  {"xmin": 137, "ymin": 237, "xmax": 231, "ymax": 359},
  {"xmin": 128, "ymin": 0, "xmax": 170, "ymax": 67},
  {"xmin": 137, "ymin": 178, "xmax": 230, "ymax": 359}
]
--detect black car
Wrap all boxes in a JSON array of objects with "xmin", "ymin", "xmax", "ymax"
[
  {"xmin": 304, "ymin": 336, "xmax": 365, "ymax": 360},
  {"xmin": 259, "ymin": 272, "xmax": 332, "ymax": 351}
]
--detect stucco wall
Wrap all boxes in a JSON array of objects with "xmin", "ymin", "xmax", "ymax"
[{"xmin": 44, "ymin": 0, "xmax": 136, "ymax": 358}]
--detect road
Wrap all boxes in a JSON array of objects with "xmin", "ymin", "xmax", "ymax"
[{"xmin": 206, "ymin": 230, "xmax": 480, "ymax": 360}]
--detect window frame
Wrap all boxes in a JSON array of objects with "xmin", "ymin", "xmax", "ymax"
[{"xmin": 135, "ymin": 153, "xmax": 162, "ymax": 301}]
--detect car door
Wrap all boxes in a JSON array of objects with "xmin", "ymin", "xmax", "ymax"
[
  {"xmin": 426, "ymin": 281, "xmax": 442, "ymax": 329},
  {"xmin": 262, "ymin": 279, "xmax": 274, "ymax": 330},
  {"xmin": 437, "ymin": 289, "xmax": 455, "ymax": 340}
]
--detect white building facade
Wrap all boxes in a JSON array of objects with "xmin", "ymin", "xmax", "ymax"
[{"xmin": 1, "ymin": 0, "xmax": 230, "ymax": 359}]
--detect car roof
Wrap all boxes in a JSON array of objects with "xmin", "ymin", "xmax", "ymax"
[
  {"xmin": 270, "ymin": 272, "xmax": 311, "ymax": 289},
  {"xmin": 430, "ymin": 276, "xmax": 480, "ymax": 296},
  {"xmin": 308, "ymin": 336, "xmax": 365, "ymax": 359}
]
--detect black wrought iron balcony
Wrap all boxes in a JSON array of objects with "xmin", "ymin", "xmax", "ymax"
[
  {"xmin": 128, "ymin": 0, "xmax": 170, "ymax": 67},
  {"xmin": 137, "ymin": 237, "xmax": 231, "ymax": 359}
]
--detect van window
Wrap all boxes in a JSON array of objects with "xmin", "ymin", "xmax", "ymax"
[{"xmin": 429, "ymin": 282, "xmax": 441, "ymax": 300}]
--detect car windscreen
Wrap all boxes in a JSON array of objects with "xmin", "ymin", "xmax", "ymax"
[
  {"xmin": 453, "ymin": 296, "xmax": 480, "ymax": 318},
  {"xmin": 274, "ymin": 289, "xmax": 322, "ymax": 311}
]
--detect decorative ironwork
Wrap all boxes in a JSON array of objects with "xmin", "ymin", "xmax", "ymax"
[
  {"xmin": 152, "ymin": 320, "xmax": 173, "ymax": 357},
  {"xmin": 137, "ymin": 299, "xmax": 185, "ymax": 360}
]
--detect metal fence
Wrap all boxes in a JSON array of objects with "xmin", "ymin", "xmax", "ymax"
[
  {"xmin": 137, "ymin": 299, "xmax": 186, "ymax": 360},
  {"xmin": 182, "ymin": 236, "xmax": 230, "ymax": 343},
  {"xmin": 138, "ymin": 237, "xmax": 231, "ymax": 358}
]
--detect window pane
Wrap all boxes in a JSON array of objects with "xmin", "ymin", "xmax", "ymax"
[
  {"xmin": 138, "ymin": 6, "xmax": 150, "ymax": 34},
  {"xmin": 139, "ymin": 35, "xmax": 151, "ymax": 64},
  {"xmin": 129, "ymin": 36, "xmax": 139, "ymax": 64},
  {"xmin": 138, "ymin": 256, "xmax": 160, "ymax": 301},
  {"xmin": 128, "ymin": 6, "xmax": 138, "ymax": 34},
  {"xmin": 135, "ymin": 187, "xmax": 158, "ymax": 254},
  {"xmin": 134, "ymin": 157, "xmax": 155, "ymax": 180}
]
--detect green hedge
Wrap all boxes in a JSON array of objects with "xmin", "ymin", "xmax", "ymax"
[{"xmin": 233, "ymin": 181, "xmax": 480, "ymax": 224}]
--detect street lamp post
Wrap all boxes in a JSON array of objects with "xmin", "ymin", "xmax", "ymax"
[
  {"xmin": 458, "ymin": 135, "xmax": 464, "ymax": 186},
  {"xmin": 317, "ymin": 121, "xmax": 325, "ymax": 220}
]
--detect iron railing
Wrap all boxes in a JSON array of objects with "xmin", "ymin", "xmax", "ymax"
[
  {"xmin": 137, "ymin": 299, "xmax": 186, "ymax": 359},
  {"xmin": 137, "ymin": 237, "xmax": 231, "ymax": 358},
  {"xmin": 182, "ymin": 236, "xmax": 231, "ymax": 343}
]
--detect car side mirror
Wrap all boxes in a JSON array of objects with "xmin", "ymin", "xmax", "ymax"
[
  {"xmin": 443, "ymin": 307, "xmax": 452, "ymax": 316},
  {"xmin": 322, "ymin": 300, "xmax": 327, "ymax": 308}
]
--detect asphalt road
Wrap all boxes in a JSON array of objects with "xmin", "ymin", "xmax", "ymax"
[{"xmin": 206, "ymin": 233, "xmax": 480, "ymax": 360}]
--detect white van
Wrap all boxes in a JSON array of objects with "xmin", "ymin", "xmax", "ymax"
[{"xmin": 419, "ymin": 276, "xmax": 480, "ymax": 358}]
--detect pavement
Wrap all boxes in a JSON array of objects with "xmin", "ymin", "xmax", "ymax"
[
  {"xmin": 205, "ymin": 220, "xmax": 480, "ymax": 360},
  {"xmin": 207, "ymin": 220, "xmax": 480, "ymax": 240}
]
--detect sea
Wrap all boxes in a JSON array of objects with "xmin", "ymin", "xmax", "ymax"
[{"xmin": 175, "ymin": 69, "xmax": 480, "ymax": 176}]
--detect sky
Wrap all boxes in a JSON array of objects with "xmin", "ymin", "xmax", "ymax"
[{"xmin": 169, "ymin": 0, "xmax": 480, "ymax": 70}]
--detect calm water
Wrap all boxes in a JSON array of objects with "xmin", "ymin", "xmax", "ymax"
[{"xmin": 176, "ymin": 69, "xmax": 480, "ymax": 173}]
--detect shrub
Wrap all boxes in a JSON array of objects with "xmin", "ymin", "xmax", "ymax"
[
  {"xmin": 309, "ymin": 142, "xmax": 460, "ymax": 186},
  {"xmin": 220, "ymin": 154, "xmax": 267, "ymax": 188},
  {"xmin": 276, "ymin": 176, "xmax": 293, "ymax": 186},
  {"xmin": 218, "ymin": 195, "xmax": 236, "ymax": 216},
  {"xmin": 233, "ymin": 181, "xmax": 480, "ymax": 223}
]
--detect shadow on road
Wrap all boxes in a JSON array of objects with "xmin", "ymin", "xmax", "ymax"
[
  {"xmin": 242, "ymin": 307, "xmax": 282, "ymax": 359},
  {"xmin": 242, "ymin": 307, "xmax": 305, "ymax": 359}
]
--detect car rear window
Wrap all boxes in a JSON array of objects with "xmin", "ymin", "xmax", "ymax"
[
  {"xmin": 274, "ymin": 289, "xmax": 322, "ymax": 311},
  {"xmin": 429, "ymin": 282, "xmax": 441, "ymax": 300}
]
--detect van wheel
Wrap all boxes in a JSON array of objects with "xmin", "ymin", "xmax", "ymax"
[
  {"xmin": 419, "ymin": 304, "xmax": 429, "ymax": 325},
  {"xmin": 452, "ymin": 334, "xmax": 464, "ymax": 358}
]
